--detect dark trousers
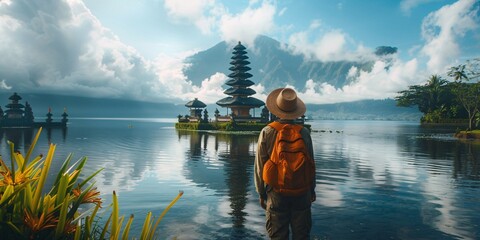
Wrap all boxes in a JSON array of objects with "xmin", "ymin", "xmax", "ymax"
[{"xmin": 266, "ymin": 191, "xmax": 312, "ymax": 240}]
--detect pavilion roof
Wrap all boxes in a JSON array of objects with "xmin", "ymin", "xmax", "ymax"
[
  {"xmin": 185, "ymin": 98, "xmax": 207, "ymax": 108},
  {"xmin": 9, "ymin": 92, "xmax": 22, "ymax": 101}
]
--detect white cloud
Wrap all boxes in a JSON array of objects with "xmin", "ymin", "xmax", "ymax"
[
  {"xmin": 250, "ymin": 84, "xmax": 268, "ymax": 102},
  {"xmin": 421, "ymin": 0, "xmax": 479, "ymax": 73},
  {"xmin": 163, "ymin": 0, "xmax": 218, "ymax": 34},
  {"xmin": 296, "ymin": 58, "xmax": 421, "ymax": 104},
  {"xmin": 280, "ymin": 0, "xmax": 477, "ymax": 104},
  {"xmin": 287, "ymin": 28, "xmax": 371, "ymax": 62},
  {"xmin": 187, "ymin": 72, "xmax": 227, "ymax": 104},
  {"xmin": 0, "ymin": 0, "xmax": 229, "ymax": 104},
  {"xmin": 285, "ymin": 20, "xmax": 375, "ymax": 62},
  {"xmin": 337, "ymin": 2, "xmax": 344, "ymax": 10},
  {"xmin": 0, "ymin": 79, "xmax": 11, "ymax": 90},
  {"xmin": 0, "ymin": 0, "xmax": 12, "ymax": 6},
  {"xmin": 400, "ymin": 0, "xmax": 435, "ymax": 15},
  {"xmin": 163, "ymin": 0, "xmax": 277, "ymax": 48},
  {"xmin": 309, "ymin": 19, "xmax": 321, "ymax": 30},
  {"xmin": 218, "ymin": 1, "xmax": 276, "ymax": 47}
]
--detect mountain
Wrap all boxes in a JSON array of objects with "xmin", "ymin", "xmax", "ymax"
[{"xmin": 183, "ymin": 35, "xmax": 375, "ymax": 92}]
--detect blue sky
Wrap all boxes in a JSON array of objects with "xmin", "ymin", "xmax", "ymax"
[{"xmin": 0, "ymin": 0, "xmax": 478, "ymax": 104}]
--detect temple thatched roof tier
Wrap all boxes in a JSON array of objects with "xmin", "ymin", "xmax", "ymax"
[
  {"xmin": 223, "ymin": 88, "xmax": 256, "ymax": 96},
  {"xmin": 227, "ymin": 72, "xmax": 253, "ymax": 79},
  {"xmin": 216, "ymin": 97, "xmax": 264, "ymax": 107},
  {"xmin": 229, "ymin": 65, "xmax": 251, "ymax": 72},
  {"xmin": 233, "ymin": 42, "xmax": 246, "ymax": 50},
  {"xmin": 229, "ymin": 59, "xmax": 250, "ymax": 66},
  {"xmin": 231, "ymin": 54, "xmax": 249, "ymax": 60},
  {"xmin": 225, "ymin": 79, "xmax": 254, "ymax": 87},
  {"xmin": 232, "ymin": 49, "xmax": 247, "ymax": 55}
]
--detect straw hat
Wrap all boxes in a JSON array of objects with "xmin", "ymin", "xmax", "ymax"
[{"xmin": 266, "ymin": 88, "xmax": 306, "ymax": 120}]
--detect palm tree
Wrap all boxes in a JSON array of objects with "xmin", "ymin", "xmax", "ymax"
[
  {"xmin": 447, "ymin": 60, "xmax": 480, "ymax": 130},
  {"xmin": 425, "ymin": 75, "xmax": 448, "ymax": 113},
  {"xmin": 448, "ymin": 64, "xmax": 468, "ymax": 81}
]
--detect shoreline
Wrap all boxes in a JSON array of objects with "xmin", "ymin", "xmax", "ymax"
[{"xmin": 454, "ymin": 130, "xmax": 480, "ymax": 140}]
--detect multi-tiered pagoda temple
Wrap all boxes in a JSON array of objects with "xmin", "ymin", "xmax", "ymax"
[
  {"xmin": 0, "ymin": 92, "xmax": 68, "ymax": 128},
  {"xmin": 216, "ymin": 42, "xmax": 264, "ymax": 120}
]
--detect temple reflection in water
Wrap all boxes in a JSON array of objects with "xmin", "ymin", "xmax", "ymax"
[
  {"xmin": 0, "ymin": 127, "xmax": 67, "ymax": 152},
  {"xmin": 177, "ymin": 129, "xmax": 259, "ymax": 237}
]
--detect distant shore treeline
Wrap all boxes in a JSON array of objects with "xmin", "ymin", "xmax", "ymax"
[{"xmin": 0, "ymin": 92, "xmax": 420, "ymax": 120}]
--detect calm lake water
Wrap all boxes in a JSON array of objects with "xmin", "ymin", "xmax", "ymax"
[{"xmin": 1, "ymin": 119, "xmax": 479, "ymax": 239}]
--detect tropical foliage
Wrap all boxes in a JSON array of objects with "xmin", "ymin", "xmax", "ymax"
[
  {"xmin": 396, "ymin": 58, "xmax": 480, "ymax": 130},
  {"xmin": 0, "ymin": 128, "xmax": 182, "ymax": 239}
]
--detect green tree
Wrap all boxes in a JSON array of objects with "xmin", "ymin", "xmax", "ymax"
[
  {"xmin": 448, "ymin": 58, "xmax": 480, "ymax": 130},
  {"xmin": 396, "ymin": 75, "xmax": 454, "ymax": 122}
]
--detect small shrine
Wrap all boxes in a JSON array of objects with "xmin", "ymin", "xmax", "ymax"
[
  {"xmin": 185, "ymin": 98, "xmax": 206, "ymax": 119},
  {"xmin": 216, "ymin": 42, "xmax": 264, "ymax": 121},
  {"xmin": 179, "ymin": 98, "xmax": 207, "ymax": 123},
  {"xmin": 0, "ymin": 92, "xmax": 68, "ymax": 128}
]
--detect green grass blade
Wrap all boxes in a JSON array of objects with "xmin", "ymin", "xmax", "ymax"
[
  {"xmin": 88, "ymin": 204, "xmax": 101, "ymax": 230},
  {"xmin": 25, "ymin": 127, "xmax": 42, "ymax": 163},
  {"xmin": 0, "ymin": 185, "xmax": 15, "ymax": 205},
  {"xmin": 74, "ymin": 220, "xmax": 81, "ymax": 240},
  {"xmin": 140, "ymin": 212, "xmax": 153, "ymax": 240},
  {"xmin": 111, "ymin": 191, "xmax": 119, "ymax": 240},
  {"xmin": 50, "ymin": 153, "xmax": 73, "ymax": 194},
  {"xmin": 13, "ymin": 151, "xmax": 25, "ymax": 173},
  {"xmin": 8, "ymin": 141, "xmax": 15, "ymax": 184},
  {"xmin": 78, "ymin": 167, "xmax": 103, "ymax": 189},
  {"xmin": 100, "ymin": 214, "xmax": 112, "ymax": 240},
  {"xmin": 55, "ymin": 193, "xmax": 71, "ymax": 239},
  {"xmin": 32, "ymin": 144, "xmax": 56, "ymax": 212},
  {"xmin": 55, "ymin": 174, "xmax": 69, "ymax": 206},
  {"xmin": 149, "ymin": 191, "xmax": 184, "ymax": 239},
  {"xmin": 121, "ymin": 214, "xmax": 134, "ymax": 240}
]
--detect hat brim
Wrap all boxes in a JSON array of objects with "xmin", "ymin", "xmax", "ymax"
[{"xmin": 266, "ymin": 88, "xmax": 306, "ymax": 120}]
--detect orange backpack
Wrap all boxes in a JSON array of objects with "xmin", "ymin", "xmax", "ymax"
[{"xmin": 262, "ymin": 122, "xmax": 315, "ymax": 196}]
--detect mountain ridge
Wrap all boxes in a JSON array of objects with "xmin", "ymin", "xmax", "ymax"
[{"xmin": 183, "ymin": 35, "xmax": 376, "ymax": 92}]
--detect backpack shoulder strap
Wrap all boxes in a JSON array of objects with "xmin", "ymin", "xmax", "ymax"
[
  {"xmin": 268, "ymin": 122, "xmax": 303, "ymax": 132},
  {"xmin": 268, "ymin": 121, "xmax": 283, "ymax": 132}
]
